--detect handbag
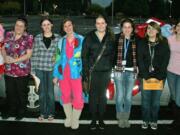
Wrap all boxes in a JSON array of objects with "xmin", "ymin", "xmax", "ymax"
[
  {"xmin": 143, "ymin": 78, "xmax": 163, "ymax": 90},
  {"xmin": 83, "ymin": 39, "xmax": 108, "ymax": 92}
]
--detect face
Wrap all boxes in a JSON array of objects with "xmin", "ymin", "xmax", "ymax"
[
  {"xmin": 175, "ymin": 22, "xmax": 180, "ymax": 35},
  {"xmin": 41, "ymin": 20, "xmax": 53, "ymax": 33},
  {"xmin": 122, "ymin": 22, "xmax": 133, "ymax": 37},
  {"xmin": 63, "ymin": 21, "xmax": 74, "ymax": 35},
  {"xmin": 14, "ymin": 20, "xmax": 26, "ymax": 35},
  {"xmin": 95, "ymin": 17, "xmax": 107, "ymax": 33},
  {"xmin": 146, "ymin": 25, "xmax": 158, "ymax": 38}
]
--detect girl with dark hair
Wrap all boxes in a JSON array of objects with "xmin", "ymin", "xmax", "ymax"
[
  {"xmin": 138, "ymin": 22, "xmax": 170, "ymax": 130},
  {"xmin": 1, "ymin": 17, "xmax": 33, "ymax": 120},
  {"xmin": 82, "ymin": 14, "xmax": 115, "ymax": 130},
  {"xmin": 31, "ymin": 18, "xmax": 60, "ymax": 121},
  {"xmin": 53, "ymin": 18, "xmax": 84, "ymax": 129},
  {"xmin": 114, "ymin": 18, "xmax": 138, "ymax": 128},
  {"xmin": 167, "ymin": 19, "xmax": 180, "ymax": 129}
]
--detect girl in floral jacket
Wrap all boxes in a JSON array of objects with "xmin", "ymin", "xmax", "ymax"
[
  {"xmin": 53, "ymin": 18, "xmax": 84, "ymax": 130},
  {"xmin": 0, "ymin": 22, "xmax": 5, "ymax": 98},
  {"xmin": 0, "ymin": 23, "xmax": 5, "ymax": 78},
  {"xmin": 2, "ymin": 17, "xmax": 33, "ymax": 120}
]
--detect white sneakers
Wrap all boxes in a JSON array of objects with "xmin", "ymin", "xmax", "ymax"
[
  {"xmin": 150, "ymin": 122, "xmax": 158, "ymax": 130},
  {"xmin": 141, "ymin": 121, "xmax": 148, "ymax": 129},
  {"xmin": 141, "ymin": 121, "xmax": 158, "ymax": 130}
]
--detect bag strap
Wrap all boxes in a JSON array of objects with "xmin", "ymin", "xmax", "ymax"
[{"xmin": 90, "ymin": 39, "xmax": 108, "ymax": 73}]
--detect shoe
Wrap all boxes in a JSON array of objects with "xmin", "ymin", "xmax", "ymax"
[
  {"xmin": 48, "ymin": 115, "xmax": 54, "ymax": 121},
  {"xmin": 71, "ymin": 109, "xmax": 82, "ymax": 130},
  {"xmin": 124, "ymin": 120, "xmax": 131, "ymax": 128},
  {"xmin": 118, "ymin": 120, "xmax": 125, "ymax": 128},
  {"xmin": 1, "ymin": 109, "xmax": 15, "ymax": 119},
  {"xmin": 15, "ymin": 115, "xmax": 23, "ymax": 121},
  {"xmin": 1, "ymin": 113, "xmax": 10, "ymax": 119},
  {"xmin": 15, "ymin": 110, "xmax": 26, "ymax": 121},
  {"xmin": 90, "ymin": 120, "xmax": 96, "ymax": 130},
  {"xmin": 98, "ymin": 120, "xmax": 105, "ymax": 130},
  {"xmin": 141, "ymin": 121, "xmax": 148, "ymax": 129},
  {"xmin": 150, "ymin": 122, "xmax": 158, "ymax": 130},
  {"xmin": 38, "ymin": 115, "xmax": 44, "ymax": 121}
]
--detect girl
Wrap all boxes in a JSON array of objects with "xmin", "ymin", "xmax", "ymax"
[
  {"xmin": 31, "ymin": 18, "xmax": 60, "ymax": 121},
  {"xmin": 167, "ymin": 19, "xmax": 180, "ymax": 128},
  {"xmin": 138, "ymin": 22, "xmax": 170, "ymax": 130},
  {"xmin": 114, "ymin": 18, "xmax": 138, "ymax": 128},
  {"xmin": 82, "ymin": 15, "xmax": 115, "ymax": 130},
  {"xmin": 53, "ymin": 18, "xmax": 84, "ymax": 129},
  {"xmin": 2, "ymin": 17, "xmax": 33, "ymax": 120}
]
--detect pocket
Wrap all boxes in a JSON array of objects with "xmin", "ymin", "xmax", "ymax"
[{"xmin": 114, "ymin": 71, "xmax": 122, "ymax": 78}]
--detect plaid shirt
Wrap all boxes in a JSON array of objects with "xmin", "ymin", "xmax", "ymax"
[{"xmin": 31, "ymin": 33, "xmax": 60, "ymax": 74}]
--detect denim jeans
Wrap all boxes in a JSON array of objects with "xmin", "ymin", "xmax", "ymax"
[
  {"xmin": 114, "ymin": 71, "xmax": 135, "ymax": 113},
  {"xmin": 36, "ymin": 70, "xmax": 55, "ymax": 117},
  {"xmin": 140, "ymin": 79, "xmax": 162, "ymax": 122},
  {"xmin": 167, "ymin": 71, "xmax": 180, "ymax": 107}
]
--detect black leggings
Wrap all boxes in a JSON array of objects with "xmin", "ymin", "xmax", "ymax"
[
  {"xmin": 89, "ymin": 71, "xmax": 111, "ymax": 120},
  {"xmin": 5, "ymin": 75, "xmax": 29, "ymax": 114}
]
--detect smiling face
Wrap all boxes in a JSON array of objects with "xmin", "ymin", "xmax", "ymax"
[
  {"xmin": 63, "ymin": 20, "xmax": 74, "ymax": 35},
  {"xmin": 146, "ymin": 25, "xmax": 159, "ymax": 39},
  {"xmin": 122, "ymin": 22, "xmax": 133, "ymax": 38},
  {"xmin": 95, "ymin": 17, "xmax": 107, "ymax": 33},
  {"xmin": 14, "ymin": 20, "xmax": 26, "ymax": 35},
  {"xmin": 41, "ymin": 20, "xmax": 53, "ymax": 33}
]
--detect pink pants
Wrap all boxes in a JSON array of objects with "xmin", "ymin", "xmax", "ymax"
[{"xmin": 59, "ymin": 65, "xmax": 84, "ymax": 110}]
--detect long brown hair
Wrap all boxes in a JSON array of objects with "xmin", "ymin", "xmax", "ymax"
[
  {"xmin": 145, "ymin": 22, "xmax": 163, "ymax": 42},
  {"xmin": 95, "ymin": 14, "xmax": 115, "ymax": 40},
  {"xmin": 60, "ymin": 18, "xmax": 75, "ymax": 36}
]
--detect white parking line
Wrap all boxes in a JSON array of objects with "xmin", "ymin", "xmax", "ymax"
[{"xmin": 0, "ymin": 117, "xmax": 173, "ymax": 125}]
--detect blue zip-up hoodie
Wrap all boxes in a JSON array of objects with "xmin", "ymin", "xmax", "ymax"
[{"xmin": 53, "ymin": 33, "xmax": 84, "ymax": 80}]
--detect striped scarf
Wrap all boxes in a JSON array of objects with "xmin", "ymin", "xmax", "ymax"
[{"xmin": 116, "ymin": 34, "xmax": 137, "ymax": 74}]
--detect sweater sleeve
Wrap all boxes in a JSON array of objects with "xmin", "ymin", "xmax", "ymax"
[
  {"xmin": 31, "ymin": 37, "xmax": 38, "ymax": 75},
  {"xmin": 155, "ymin": 41, "xmax": 170, "ymax": 80},
  {"xmin": 81, "ymin": 36, "xmax": 90, "ymax": 81},
  {"xmin": 137, "ymin": 39, "xmax": 149, "ymax": 79}
]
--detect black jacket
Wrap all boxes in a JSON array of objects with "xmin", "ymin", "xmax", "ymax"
[
  {"xmin": 137, "ymin": 38, "xmax": 170, "ymax": 80},
  {"xmin": 82, "ymin": 30, "xmax": 115, "ymax": 78}
]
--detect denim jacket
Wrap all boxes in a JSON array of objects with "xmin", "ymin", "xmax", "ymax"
[{"xmin": 53, "ymin": 33, "xmax": 84, "ymax": 80}]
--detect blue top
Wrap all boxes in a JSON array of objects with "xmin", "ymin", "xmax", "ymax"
[{"xmin": 53, "ymin": 33, "xmax": 84, "ymax": 80}]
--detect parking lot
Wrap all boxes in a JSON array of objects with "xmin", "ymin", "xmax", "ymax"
[{"xmin": 0, "ymin": 15, "xmax": 175, "ymax": 135}]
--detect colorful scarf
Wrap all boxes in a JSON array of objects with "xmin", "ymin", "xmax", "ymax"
[{"xmin": 116, "ymin": 34, "xmax": 137, "ymax": 74}]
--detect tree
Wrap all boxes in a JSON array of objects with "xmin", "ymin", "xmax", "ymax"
[
  {"xmin": 122, "ymin": 0, "xmax": 149, "ymax": 17},
  {"xmin": 105, "ymin": 0, "xmax": 126, "ymax": 16},
  {"xmin": 172, "ymin": 0, "xmax": 180, "ymax": 18},
  {"xmin": 0, "ymin": 1, "xmax": 21, "ymax": 15},
  {"xmin": 87, "ymin": 4, "xmax": 105, "ymax": 16},
  {"xmin": 149, "ymin": 0, "xmax": 167, "ymax": 18}
]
